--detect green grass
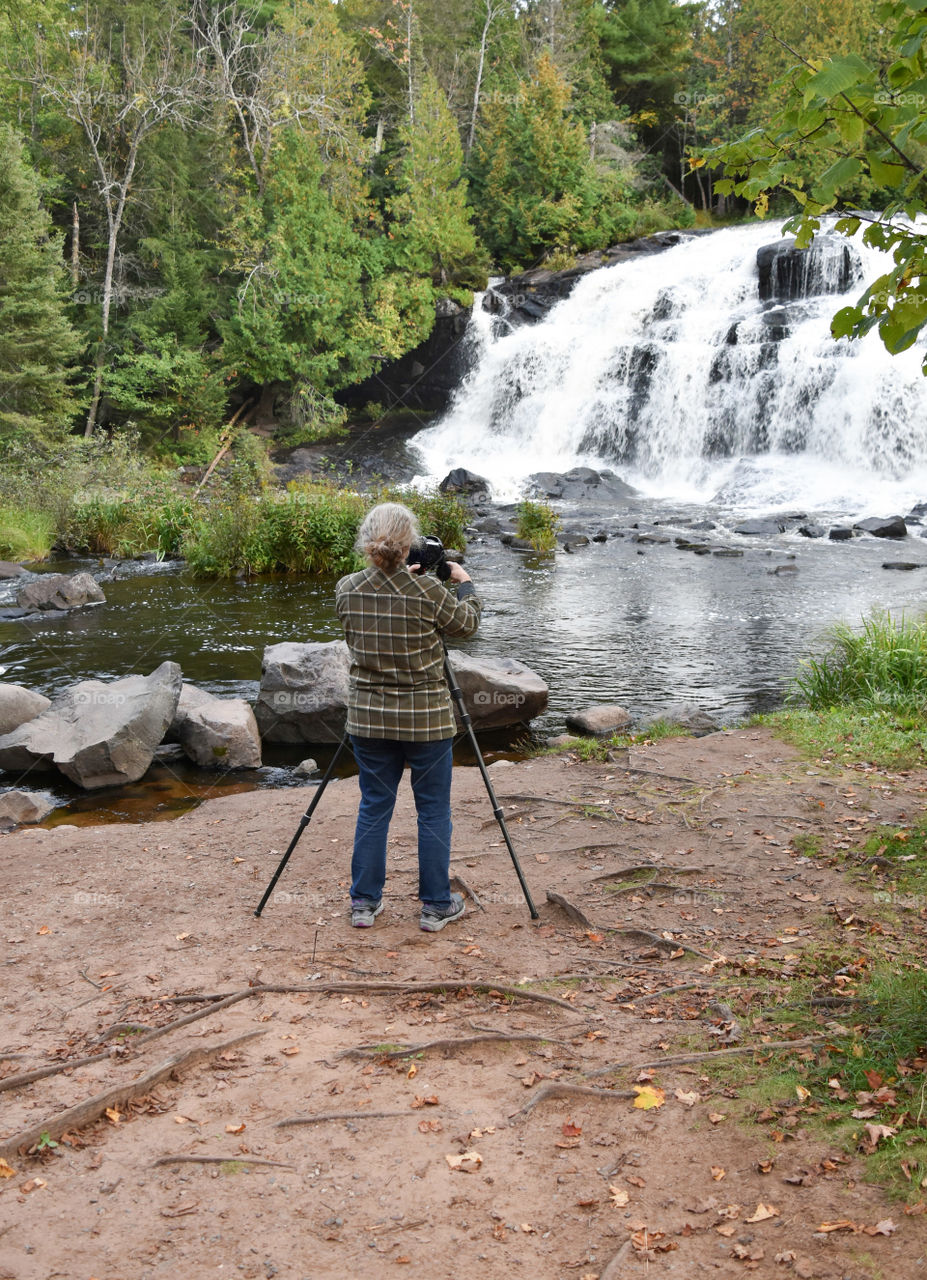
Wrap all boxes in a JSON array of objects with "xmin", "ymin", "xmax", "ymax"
[
  {"xmin": 0, "ymin": 503, "xmax": 55, "ymax": 560},
  {"xmin": 793, "ymin": 610, "xmax": 927, "ymax": 714},
  {"xmin": 758, "ymin": 706, "xmax": 927, "ymax": 769}
]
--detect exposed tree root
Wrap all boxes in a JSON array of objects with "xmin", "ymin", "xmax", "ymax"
[
  {"xmin": 0, "ymin": 1031, "xmax": 264, "ymax": 1162},
  {"xmin": 509, "ymin": 1080, "xmax": 637, "ymax": 1118},
  {"xmin": 276, "ymin": 1109, "xmax": 413, "ymax": 1129},
  {"xmin": 163, "ymin": 980, "xmax": 577, "ymax": 1012},
  {"xmin": 151, "ymin": 1154, "xmax": 293, "ymax": 1169},
  {"xmin": 450, "ymin": 874, "xmax": 483, "ymax": 909},
  {"xmin": 340, "ymin": 1029, "xmax": 565, "ymax": 1059},
  {"xmin": 587, "ymin": 1033, "xmax": 848, "ymax": 1078}
]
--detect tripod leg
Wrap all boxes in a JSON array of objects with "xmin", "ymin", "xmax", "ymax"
[
  {"xmin": 254, "ymin": 733, "xmax": 351, "ymax": 918},
  {"xmin": 443, "ymin": 651, "xmax": 539, "ymax": 920}
]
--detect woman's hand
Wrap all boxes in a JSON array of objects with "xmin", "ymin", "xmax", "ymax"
[{"xmin": 447, "ymin": 561, "xmax": 471, "ymax": 584}]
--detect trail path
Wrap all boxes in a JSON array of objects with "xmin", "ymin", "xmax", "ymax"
[{"xmin": 1, "ymin": 728, "xmax": 924, "ymax": 1278}]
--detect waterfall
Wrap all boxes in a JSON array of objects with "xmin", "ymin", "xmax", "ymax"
[{"xmin": 410, "ymin": 223, "xmax": 927, "ymax": 514}]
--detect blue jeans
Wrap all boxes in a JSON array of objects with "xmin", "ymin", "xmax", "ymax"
[{"xmin": 349, "ymin": 735, "xmax": 454, "ymax": 910}]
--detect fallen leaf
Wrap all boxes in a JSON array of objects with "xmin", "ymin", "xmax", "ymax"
[
  {"xmin": 711, "ymin": 1166, "xmax": 726, "ymax": 1181},
  {"xmin": 716, "ymin": 1224, "xmax": 736, "ymax": 1237},
  {"xmin": 709, "ymin": 1112, "xmax": 727, "ymax": 1124},
  {"xmin": 863, "ymin": 1122, "xmax": 897, "ymax": 1148},
  {"xmin": 175, "ymin": 932, "xmax": 189, "ymax": 941},
  {"xmin": 20, "ymin": 1178, "xmax": 47, "ymax": 1193},
  {"xmin": 674, "ymin": 1089, "xmax": 700, "ymax": 1107},
  {"xmin": 633, "ymin": 1085, "xmax": 666, "ymax": 1110},
  {"xmin": 410, "ymin": 1095, "xmax": 439, "ymax": 1108},
  {"xmin": 418, "ymin": 1119, "xmax": 442, "ymax": 1133},
  {"xmin": 609, "ymin": 1185, "xmax": 629, "ymax": 1206},
  {"xmin": 864, "ymin": 1219, "xmax": 897, "ymax": 1236},
  {"xmin": 37, "ymin": 925, "xmax": 50, "ymax": 936},
  {"xmin": 795, "ymin": 1085, "xmax": 811, "ymax": 1102},
  {"xmin": 445, "ymin": 1150, "xmax": 482, "ymax": 1173},
  {"xmin": 407, "ymin": 1063, "xmax": 418, "ymax": 1080},
  {"xmin": 0, "ymin": 1158, "xmax": 15, "ymax": 1178},
  {"xmin": 562, "ymin": 1119, "xmax": 583, "ymax": 1137},
  {"xmin": 225, "ymin": 1123, "xmax": 245, "ymax": 1135},
  {"xmin": 818, "ymin": 1220, "xmax": 856, "ymax": 1233},
  {"xmin": 519, "ymin": 1223, "xmax": 536, "ymax": 1233},
  {"xmin": 745, "ymin": 1203, "xmax": 779, "ymax": 1223},
  {"xmin": 625, "ymin": 1174, "xmax": 646, "ymax": 1188},
  {"xmin": 105, "ymin": 1108, "xmax": 121, "ymax": 1124},
  {"xmin": 280, "ymin": 1046, "xmax": 300, "ymax": 1057}
]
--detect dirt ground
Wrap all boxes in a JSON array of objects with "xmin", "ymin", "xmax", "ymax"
[{"xmin": 1, "ymin": 727, "xmax": 926, "ymax": 1280}]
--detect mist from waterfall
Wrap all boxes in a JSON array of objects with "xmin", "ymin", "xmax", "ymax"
[{"xmin": 410, "ymin": 222, "xmax": 927, "ymax": 517}]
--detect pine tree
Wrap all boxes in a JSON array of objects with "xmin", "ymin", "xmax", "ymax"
[
  {"xmin": 388, "ymin": 71, "xmax": 488, "ymax": 304},
  {"xmin": 0, "ymin": 123, "xmax": 82, "ymax": 447}
]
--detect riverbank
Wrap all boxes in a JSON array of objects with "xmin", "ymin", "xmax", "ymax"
[{"xmin": 2, "ymin": 728, "xmax": 924, "ymax": 1278}]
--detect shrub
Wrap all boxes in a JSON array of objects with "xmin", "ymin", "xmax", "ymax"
[
  {"xmin": 792, "ymin": 610, "xmax": 927, "ymax": 715},
  {"xmin": 515, "ymin": 499, "xmax": 560, "ymax": 552},
  {"xmin": 0, "ymin": 504, "xmax": 56, "ymax": 560}
]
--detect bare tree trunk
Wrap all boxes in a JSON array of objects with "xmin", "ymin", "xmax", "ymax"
[
  {"xmin": 467, "ymin": 0, "xmax": 494, "ymax": 156},
  {"xmin": 70, "ymin": 201, "xmax": 79, "ymax": 288},
  {"xmin": 405, "ymin": 1, "xmax": 415, "ymax": 127}
]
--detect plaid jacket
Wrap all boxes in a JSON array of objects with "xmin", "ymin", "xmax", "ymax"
[{"xmin": 335, "ymin": 566, "xmax": 482, "ymax": 741}]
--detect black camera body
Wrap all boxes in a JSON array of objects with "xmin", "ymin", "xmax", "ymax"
[{"xmin": 407, "ymin": 534, "xmax": 451, "ymax": 581}]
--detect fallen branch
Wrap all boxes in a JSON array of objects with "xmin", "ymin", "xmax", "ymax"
[
  {"xmin": 510, "ymin": 1081, "xmax": 636, "ymax": 1118},
  {"xmin": 599, "ymin": 1240, "xmax": 634, "ymax": 1279},
  {"xmin": 151, "ymin": 1154, "xmax": 293, "ymax": 1169},
  {"xmin": 340, "ymin": 1029, "xmax": 566, "ymax": 1059},
  {"xmin": 589, "ymin": 865, "xmax": 701, "ymax": 883},
  {"xmin": 587, "ymin": 1033, "xmax": 847, "ymax": 1078},
  {"xmin": 88, "ymin": 1022, "xmax": 154, "ymax": 1047},
  {"xmin": 604, "ymin": 928, "xmax": 708, "ymax": 958},
  {"xmin": 0, "ymin": 1031, "xmax": 264, "ymax": 1162},
  {"xmin": 276, "ymin": 1109, "xmax": 413, "ymax": 1129}
]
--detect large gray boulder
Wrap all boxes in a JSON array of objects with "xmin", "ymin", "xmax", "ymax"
[
  {"xmin": 0, "ymin": 561, "xmax": 26, "ymax": 579},
  {"xmin": 255, "ymin": 641, "xmax": 549, "ymax": 741},
  {"xmin": 0, "ymin": 789, "xmax": 57, "ymax": 824},
  {"xmin": 255, "ymin": 641, "xmax": 350, "ymax": 744},
  {"xmin": 446, "ymin": 651, "xmax": 548, "ymax": 729},
  {"xmin": 0, "ymin": 662, "xmax": 182, "ymax": 789},
  {"xmin": 0, "ymin": 683, "xmax": 51, "ymax": 735},
  {"xmin": 16, "ymin": 572, "xmax": 105, "ymax": 613},
  {"xmin": 565, "ymin": 704, "xmax": 632, "ymax": 737},
  {"xmin": 640, "ymin": 703, "xmax": 720, "ymax": 737},
  {"xmin": 172, "ymin": 683, "xmax": 261, "ymax": 769},
  {"xmin": 854, "ymin": 515, "xmax": 908, "ymax": 539}
]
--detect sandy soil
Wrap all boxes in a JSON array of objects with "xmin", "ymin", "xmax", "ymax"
[{"xmin": 1, "ymin": 727, "xmax": 925, "ymax": 1280}]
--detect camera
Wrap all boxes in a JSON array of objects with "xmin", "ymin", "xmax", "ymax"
[{"xmin": 407, "ymin": 534, "xmax": 451, "ymax": 581}]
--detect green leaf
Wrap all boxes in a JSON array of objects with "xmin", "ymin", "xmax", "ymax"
[
  {"xmin": 831, "ymin": 305, "xmax": 861, "ymax": 338},
  {"xmin": 816, "ymin": 155, "xmax": 862, "ymax": 194},
  {"xmin": 803, "ymin": 55, "xmax": 873, "ymax": 104},
  {"xmin": 868, "ymin": 151, "xmax": 908, "ymax": 186}
]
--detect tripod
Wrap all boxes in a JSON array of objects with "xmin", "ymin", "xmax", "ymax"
[{"xmin": 255, "ymin": 646, "xmax": 539, "ymax": 920}]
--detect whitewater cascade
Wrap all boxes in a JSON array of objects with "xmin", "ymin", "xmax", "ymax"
[{"xmin": 411, "ymin": 222, "xmax": 927, "ymax": 513}]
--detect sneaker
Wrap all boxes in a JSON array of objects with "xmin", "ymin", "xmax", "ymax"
[
  {"xmin": 420, "ymin": 892, "xmax": 465, "ymax": 933},
  {"xmin": 351, "ymin": 899, "xmax": 384, "ymax": 928}
]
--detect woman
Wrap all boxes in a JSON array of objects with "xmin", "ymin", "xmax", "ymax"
[{"xmin": 335, "ymin": 502, "xmax": 481, "ymax": 931}]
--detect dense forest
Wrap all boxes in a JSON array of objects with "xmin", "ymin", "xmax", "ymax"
[{"xmin": 0, "ymin": 0, "xmax": 917, "ymax": 460}]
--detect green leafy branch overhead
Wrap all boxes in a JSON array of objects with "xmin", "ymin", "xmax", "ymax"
[{"xmin": 705, "ymin": 0, "xmax": 927, "ymax": 370}]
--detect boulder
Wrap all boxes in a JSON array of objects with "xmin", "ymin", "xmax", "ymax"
[
  {"xmin": 640, "ymin": 703, "xmax": 720, "ymax": 737},
  {"xmin": 0, "ymin": 683, "xmax": 51, "ymax": 736},
  {"xmin": 0, "ymin": 662, "xmax": 182, "ymax": 789},
  {"xmin": 565, "ymin": 704, "xmax": 632, "ymax": 737},
  {"xmin": 438, "ymin": 468, "xmax": 490, "ymax": 498},
  {"xmin": 527, "ymin": 468, "xmax": 637, "ymax": 502},
  {"xmin": 733, "ymin": 518, "xmax": 787, "ymax": 537},
  {"xmin": 829, "ymin": 526, "xmax": 854, "ymax": 541},
  {"xmin": 16, "ymin": 571, "xmax": 105, "ymax": 613},
  {"xmin": 854, "ymin": 515, "xmax": 908, "ymax": 539},
  {"xmin": 446, "ymin": 651, "xmax": 548, "ymax": 729},
  {"xmin": 256, "ymin": 641, "xmax": 351, "ymax": 744},
  {"xmin": 172, "ymin": 684, "xmax": 261, "ymax": 769},
  {"xmin": 0, "ymin": 560, "xmax": 26, "ymax": 579},
  {"xmin": 256, "ymin": 641, "xmax": 549, "ymax": 740},
  {"xmin": 798, "ymin": 523, "xmax": 826, "ymax": 539},
  {"xmin": 756, "ymin": 234, "xmax": 861, "ymax": 302},
  {"xmin": 0, "ymin": 789, "xmax": 57, "ymax": 824},
  {"xmin": 294, "ymin": 758, "xmax": 319, "ymax": 778}
]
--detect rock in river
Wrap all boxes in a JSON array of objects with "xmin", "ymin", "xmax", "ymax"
[
  {"xmin": 171, "ymin": 683, "xmax": 261, "ymax": 769},
  {"xmin": 16, "ymin": 571, "xmax": 105, "ymax": 613},
  {"xmin": 0, "ymin": 662, "xmax": 182, "ymax": 789},
  {"xmin": 0, "ymin": 683, "xmax": 51, "ymax": 735}
]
